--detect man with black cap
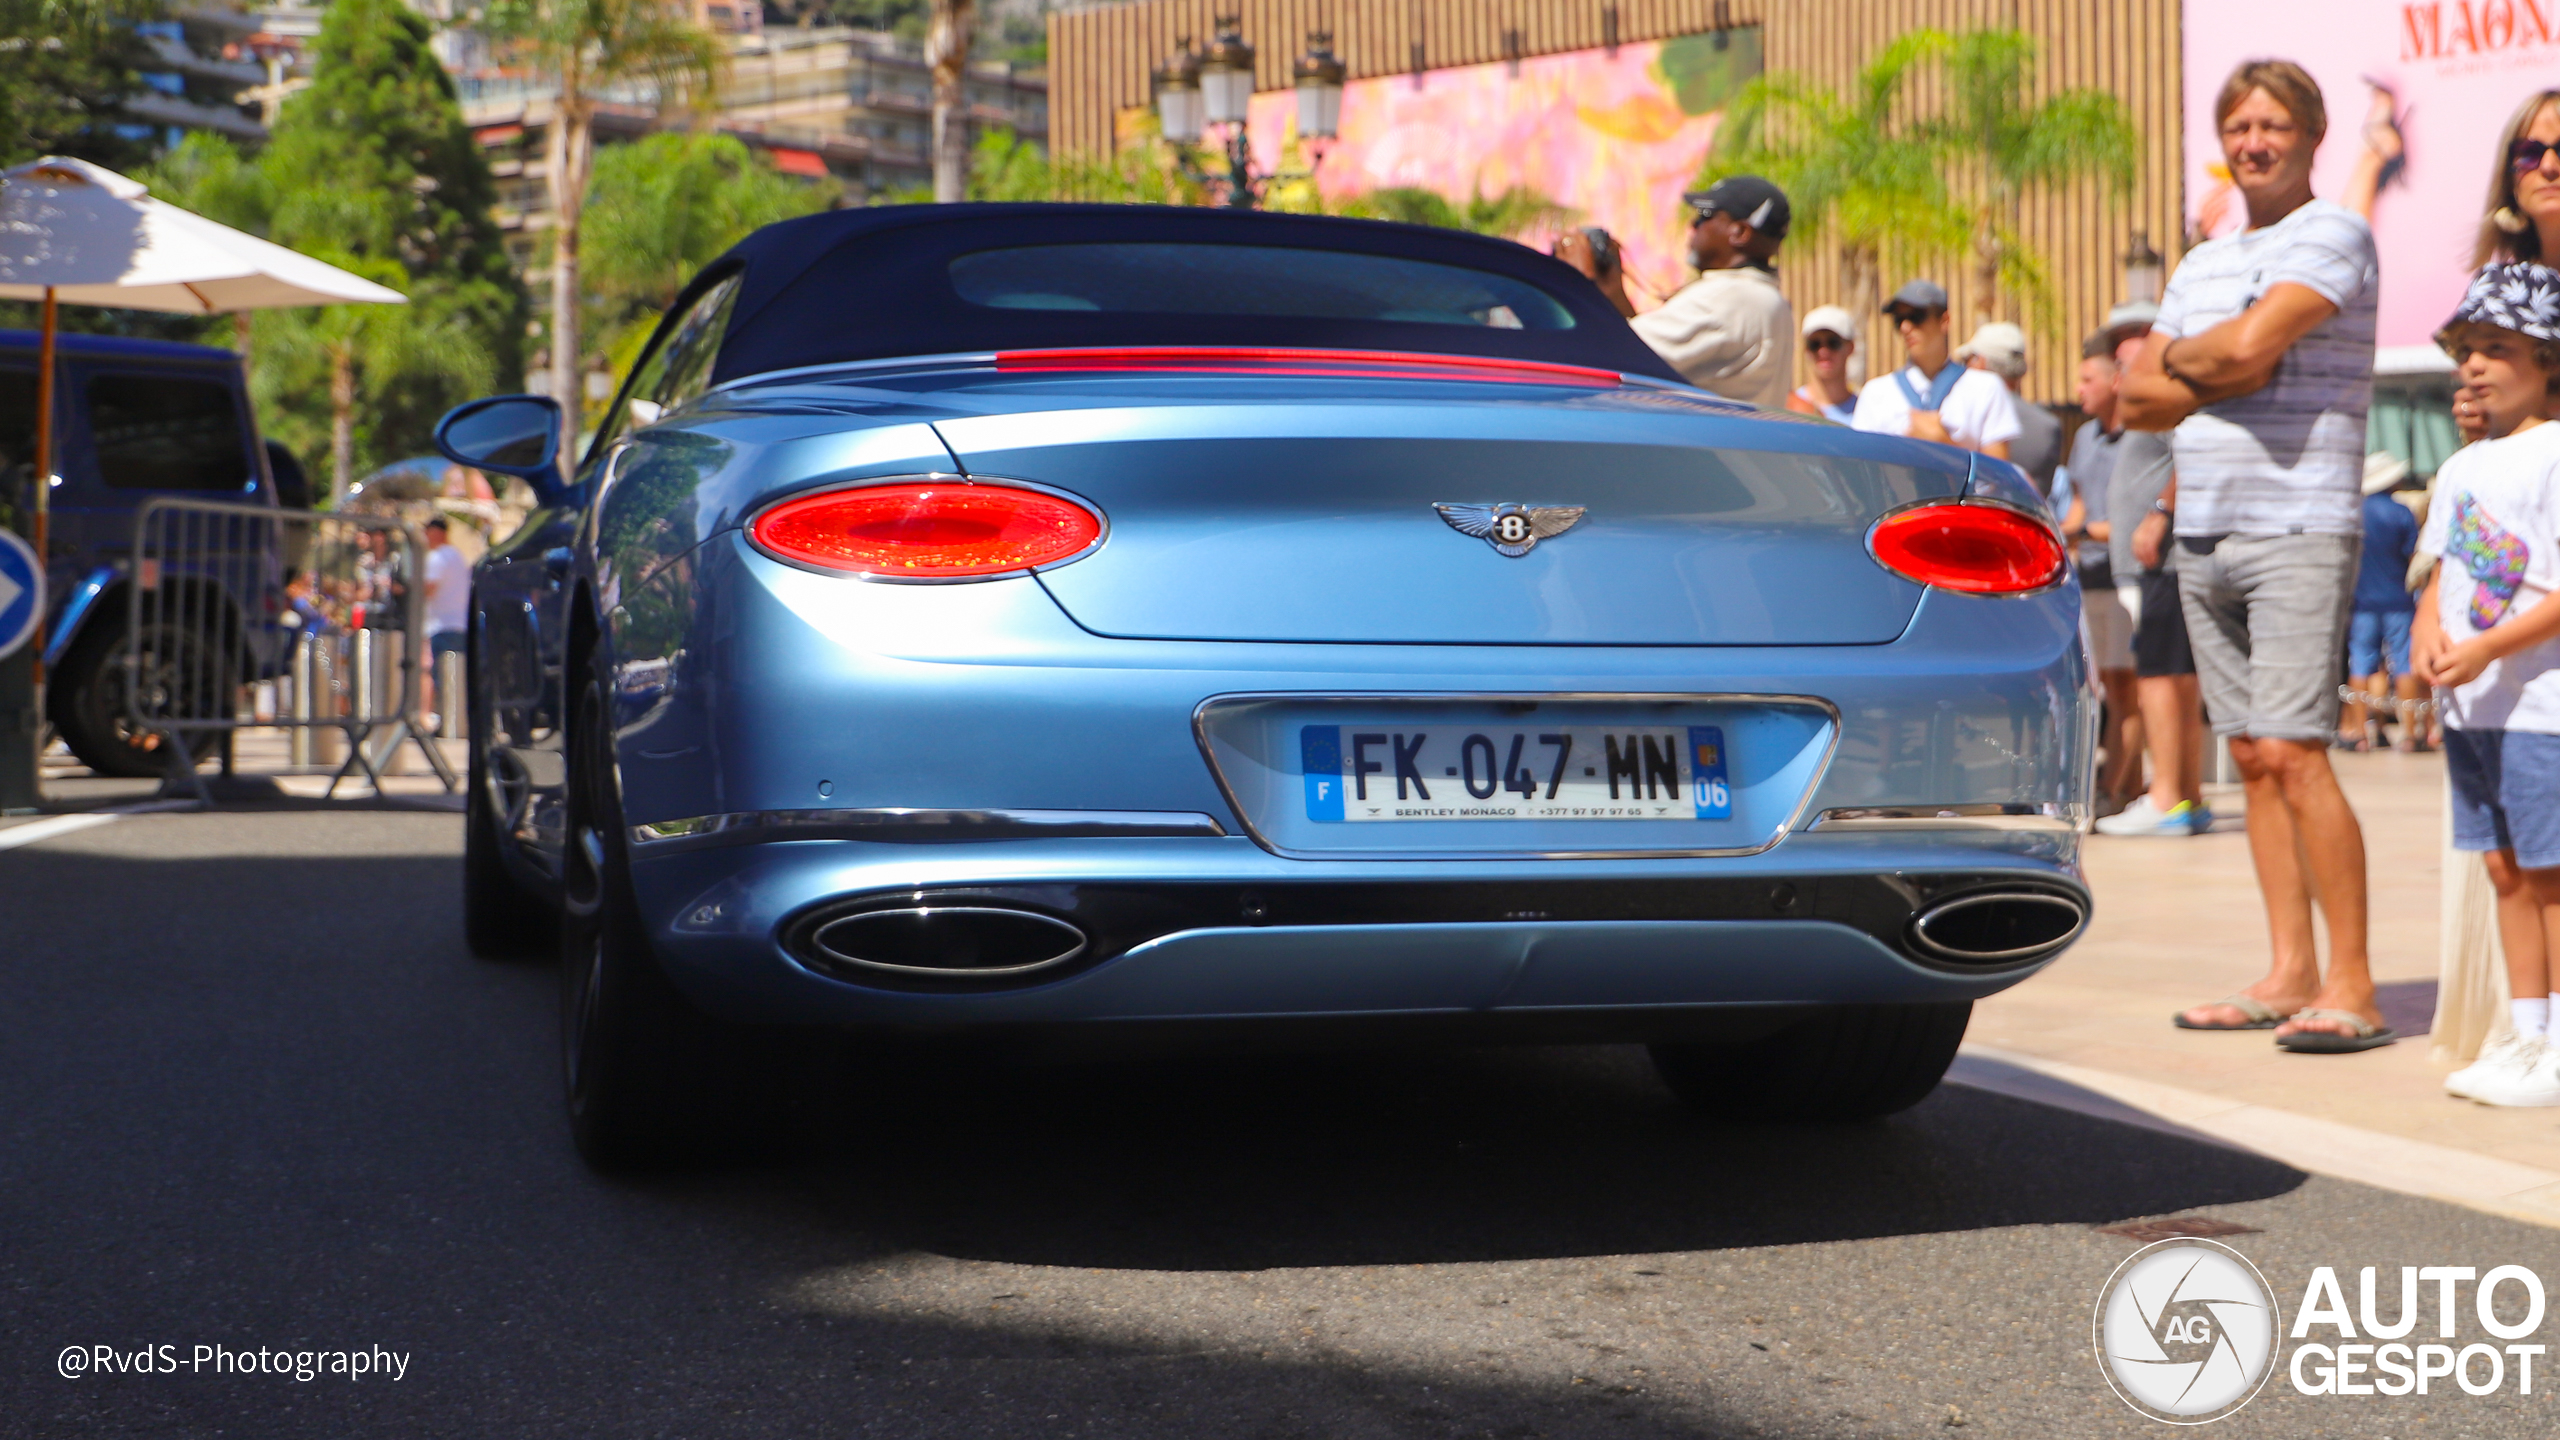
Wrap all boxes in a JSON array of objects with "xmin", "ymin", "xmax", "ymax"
[
  {"xmin": 1851, "ymin": 279, "xmax": 2020, "ymax": 458},
  {"xmin": 1555, "ymin": 175, "xmax": 1795, "ymax": 408}
]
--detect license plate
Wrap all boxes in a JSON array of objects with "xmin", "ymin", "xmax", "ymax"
[{"xmin": 1301, "ymin": 725, "xmax": 1732, "ymax": 822}]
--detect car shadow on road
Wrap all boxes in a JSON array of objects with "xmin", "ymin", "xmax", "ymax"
[{"xmin": 757, "ymin": 1040, "xmax": 2307, "ymax": 1272}]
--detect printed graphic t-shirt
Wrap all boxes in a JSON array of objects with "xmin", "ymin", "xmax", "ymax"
[
  {"xmin": 2154, "ymin": 198, "xmax": 2379, "ymax": 537},
  {"xmin": 2418, "ymin": 421, "xmax": 2560, "ymax": 733}
]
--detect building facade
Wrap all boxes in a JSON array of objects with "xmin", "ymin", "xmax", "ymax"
[{"xmin": 1047, "ymin": 0, "xmax": 2184, "ymax": 406}]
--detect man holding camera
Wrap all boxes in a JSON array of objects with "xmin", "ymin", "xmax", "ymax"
[{"xmin": 1555, "ymin": 175, "xmax": 1795, "ymax": 409}]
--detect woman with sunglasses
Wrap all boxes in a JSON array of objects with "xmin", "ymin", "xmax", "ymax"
[
  {"xmin": 1785, "ymin": 306, "xmax": 1860, "ymax": 424},
  {"xmin": 2479, "ymin": 91, "xmax": 2560, "ymax": 270}
]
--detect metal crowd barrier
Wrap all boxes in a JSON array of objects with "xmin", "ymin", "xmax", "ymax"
[{"xmin": 124, "ymin": 497, "xmax": 459, "ymax": 804}]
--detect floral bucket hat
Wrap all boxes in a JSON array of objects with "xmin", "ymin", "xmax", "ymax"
[{"xmin": 2438, "ymin": 261, "xmax": 2560, "ymax": 354}]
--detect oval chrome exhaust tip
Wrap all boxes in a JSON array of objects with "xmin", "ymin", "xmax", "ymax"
[
  {"xmin": 807, "ymin": 906, "xmax": 1089, "ymax": 978},
  {"xmin": 1909, "ymin": 890, "xmax": 2087, "ymax": 965}
]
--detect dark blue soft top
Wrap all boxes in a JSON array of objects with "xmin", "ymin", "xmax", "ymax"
[
  {"xmin": 0, "ymin": 328, "xmax": 237, "ymax": 364},
  {"xmin": 701, "ymin": 204, "xmax": 1682, "ymax": 385}
]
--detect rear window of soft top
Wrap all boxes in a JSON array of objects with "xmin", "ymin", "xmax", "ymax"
[{"xmin": 948, "ymin": 242, "xmax": 1576, "ymax": 331}]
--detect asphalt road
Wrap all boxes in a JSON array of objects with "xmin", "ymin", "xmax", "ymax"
[{"xmin": 4, "ymin": 808, "xmax": 2556, "ymax": 1439}]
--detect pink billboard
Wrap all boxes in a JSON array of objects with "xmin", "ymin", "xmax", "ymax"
[
  {"xmin": 1245, "ymin": 31, "xmax": 1762, "ymax": 306},
  {"xmin": 2184, "ymin": 0, "xmax": 2560, "ymax": 356}
]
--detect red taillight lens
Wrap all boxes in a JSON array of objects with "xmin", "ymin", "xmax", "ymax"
[
  {"xmin": 1867, "ymin": 503, "xmax": 2065, "ymax": 595},
  {"xmin": 751, "ymin": 483, "xmax": 1102, "ymax": 578}
]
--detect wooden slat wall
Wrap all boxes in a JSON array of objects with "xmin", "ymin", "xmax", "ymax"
[{"xmin": 1048, "ymin": 0, "xmax": 2185, "ymax": 403}]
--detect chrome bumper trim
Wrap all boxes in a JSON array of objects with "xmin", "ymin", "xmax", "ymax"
[
  {"xmin": 1809, "ymin": 804, "xmax": 2075, "ymax": 833},
  {"xmin": 630, "ymin": 807, "xmax": 1230, "ymax": 852}
]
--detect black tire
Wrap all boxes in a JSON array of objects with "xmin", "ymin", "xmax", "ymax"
[
  {"xmin": 464, "ymin": 735, "xmax": 553, "ymax": 959},
  {"xmin": 1648, "ymin": 1002, "xmax": 1972, "ymax": 1122},
  {"xmin": 48, "ymin": 618, "xmax": 217, "ymax": 779},
  {"xmin": 557, "ymin": 657, "xmax": 765, "ymax": 1170}
]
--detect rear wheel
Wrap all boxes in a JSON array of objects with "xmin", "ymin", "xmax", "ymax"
[
  {"xmin": 557, "ymin": 658, "xmax": 765, "ymax": 1170},
  {"xmin": 48, "ymin": 618, "xmax": 218, "ymax": 779},
  {"xmin": 1648, "ymin": 1002, "xmax": 1971, "ymax": 1122}
]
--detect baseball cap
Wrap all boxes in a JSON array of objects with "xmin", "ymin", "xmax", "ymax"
[
  {"xmin": 1954, "ymin": 321, "xmax": 2027, "ymax": 369},
  {"xmin": 1884, "ymin": 279, "xmax": 1950, "ymax": 317},
  {"xmin": 1800, "ymin": 304, "xmax": 1858, "ymax": 341},
  {"xmin": 1681, "ymin": 175, "xmax": 1792, "ymax": 240},
  {"xmin": 2103, "ymin": 300, "xmax": 2159, "ymax": 341}
]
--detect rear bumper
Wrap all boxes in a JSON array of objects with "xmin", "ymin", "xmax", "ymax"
[{"xmin": 633, "ymin": 829, "xmax": 2086, "ymax": 1033}]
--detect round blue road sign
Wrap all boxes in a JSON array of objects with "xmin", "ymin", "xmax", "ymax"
[{"xmin": 0, "ymin": 527, "xmax": 43, "ymax": 662}]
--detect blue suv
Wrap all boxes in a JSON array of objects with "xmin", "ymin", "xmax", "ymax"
[{"xmin": 0, "ymin": 328, "xmax": 305, "ymax": 775}]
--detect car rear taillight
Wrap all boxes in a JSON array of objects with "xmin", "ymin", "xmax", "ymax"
[
  {"xmin": 751, "ymin": 482, "xmax": 1102, "ymax": 579},
  {"xmin": 1866, "ymin": 502, "xmax": 2064, "ymax": 595}
]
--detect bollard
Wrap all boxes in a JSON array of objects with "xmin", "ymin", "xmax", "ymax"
[
  {"xmin": 374, "ymin": 630, "xmax": 409, "ymax": 776},
  {"xmin": 435, "ymin": 649, "xmax": 466, "ymax": 739},
  {"xmin": 289, "ymin": 633, "xmax": 315, "ymax": 767},
  {"xmin": 309, "ymin": 635, "xmax": 343, "ymax": 767},
  {"xmin": 350, "ymin": 629, "xmax": 376, "ymax": 724}
]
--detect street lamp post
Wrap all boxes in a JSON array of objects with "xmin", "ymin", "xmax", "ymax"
[
  {"xmin": 1153, "ymin": 22, "xmax": 1343, "ymax": 210},
  {"xmin": 2121, "ymin": 230, "xmax": 2165, "ymax": 307},
  {"xmin": 1151, "ymin": 43, "xmax": 1202, "ymax": 146},
  {"xmin": 1196, "ymin": 19, "xmax": 1257, "ymax": 208}
]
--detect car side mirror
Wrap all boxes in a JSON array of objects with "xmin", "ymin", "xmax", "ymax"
[{"xmin": 435, "ymin": 395, "xmax": 569, "ymax": 507}]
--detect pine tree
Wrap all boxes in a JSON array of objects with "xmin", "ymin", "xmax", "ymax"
[{"xmin": 251, "ymin": 0, "xmax": 526, "ymax": 485}]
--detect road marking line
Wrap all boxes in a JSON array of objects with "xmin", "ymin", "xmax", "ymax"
[
  {"xmin": 1954, "ymin": 1044, "xmax": 2560, "ymax": 1230},
  {"xmin": 0, "ymin": 813, "xmax": 121, "ymax": 851},
  {"xmin": 0, "ymin": 798, "xmax": 193, "ymax": 852}
]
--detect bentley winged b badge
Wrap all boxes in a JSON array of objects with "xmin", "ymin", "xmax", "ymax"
[{"xmin": 1434, "ymin": 503, "xmax": 1587, "ymax": 557}]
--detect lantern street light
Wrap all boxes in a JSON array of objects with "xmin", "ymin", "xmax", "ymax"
[
  {"xmin": 1151, "ymin": 43, "xmax": 1201, "ymax": 145},
  {"xmin": 1294, "ymin": 31, "xmax": 1345, "ymax": 142},
  {"xmin": 1155, "ymin": 22, "xmax": 1342, "ymax": 209},
  {"xmin": 2121, "ymin": 229, "xmax": 2165, "ymax": 307}
]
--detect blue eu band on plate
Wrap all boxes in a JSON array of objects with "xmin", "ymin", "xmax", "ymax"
[{"xmin": 1302, "ymin": 725, "xmax": 1732, "ymax": 822}]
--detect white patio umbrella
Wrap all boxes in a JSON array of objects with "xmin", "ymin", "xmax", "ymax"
[{"xmin": 0, "ymin": 155, "xmax": 405, "ymax": 680}]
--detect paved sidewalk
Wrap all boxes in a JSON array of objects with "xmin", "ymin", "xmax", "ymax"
[{"xmin": 1964, "ymin": 747, "xmax": 2560, "ymax": 1225}]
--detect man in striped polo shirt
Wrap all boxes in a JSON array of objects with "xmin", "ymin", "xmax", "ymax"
[{"xmin": 2119, "ymin": 60, "xmax": 2390, "ymax": 1053}]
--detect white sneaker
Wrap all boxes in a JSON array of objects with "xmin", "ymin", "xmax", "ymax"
[
  {"xmin": 2447, "ymin": 1032, "xmax": 2544, "ymax": 1100},
  {"xmin": 2095, "ymin": 795, "xmax": 2208, "ymax": 837},
  {"xmin": 2461, "ymin": 1037, "xmax": 2560, "ymax": 1107}
]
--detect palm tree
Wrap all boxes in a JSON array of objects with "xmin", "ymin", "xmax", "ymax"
[
  {"xmin": 1335, "ymin": 184, "xmax": 1578, "ymax": 239},
  {"xmin": 252, "ymin": 258, "xmax": 499, "ymax": 503},
  {"xmin": 927, "ymin": 0, "xmax": 975, "ymax": 202},
  {"xmin": 483, "ymin": 0, "xmax": 721, "ymax": 427},
  {"xmin": 1931, "ymin": 29, "xmax": 2139, "ymax": 326},
  {"xmin": 1704, "ymin": 33, "xmax": 1970, "ymax": 332}
]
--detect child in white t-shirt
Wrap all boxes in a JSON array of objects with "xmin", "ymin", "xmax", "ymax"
[{"xmin": 2418, "ymin": 263, "xmax": 2560, "ymax": 1106}]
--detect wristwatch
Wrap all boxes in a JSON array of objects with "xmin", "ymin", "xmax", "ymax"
[{"xmin": 2151, "ymin": 499, "xmax": 2174, "ymax": 517}]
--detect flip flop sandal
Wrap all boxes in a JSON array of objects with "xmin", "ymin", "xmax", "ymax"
[
  {"xmin": 2173, "ymin": 994, "xmax": 2285, "ymax": 1030},
  {"xmin": 2275, "ymin": 1008, "xmax": 2400, "ymax": 1054}
]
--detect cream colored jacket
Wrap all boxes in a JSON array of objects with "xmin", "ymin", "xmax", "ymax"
[{"xmin": 1628, "ymin": 265, "xmax": 1793, "ymax": 409}]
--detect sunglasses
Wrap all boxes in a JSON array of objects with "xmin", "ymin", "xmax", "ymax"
[
  {"xmin": 1805, "ymin": 334, "xmax": 1848, "ymax": 353},
  {"xmin": 2512, "ymin": 137, "xmax": 2560, "ymax": 173}
]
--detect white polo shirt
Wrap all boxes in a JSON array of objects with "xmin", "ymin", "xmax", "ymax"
[{"xmin": 1850, "ymin": 364, "xmax": 2022, "ymax": 451}]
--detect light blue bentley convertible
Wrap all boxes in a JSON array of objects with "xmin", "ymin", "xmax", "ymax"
[{"xmin": 438, "ymin": 204, "xmax": 2093, "ymax": 1168}]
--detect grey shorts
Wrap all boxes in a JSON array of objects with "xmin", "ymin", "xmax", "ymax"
[{"xmin": 2173, "ymin": 531, "xmax": 2359, "ymax": 743}]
